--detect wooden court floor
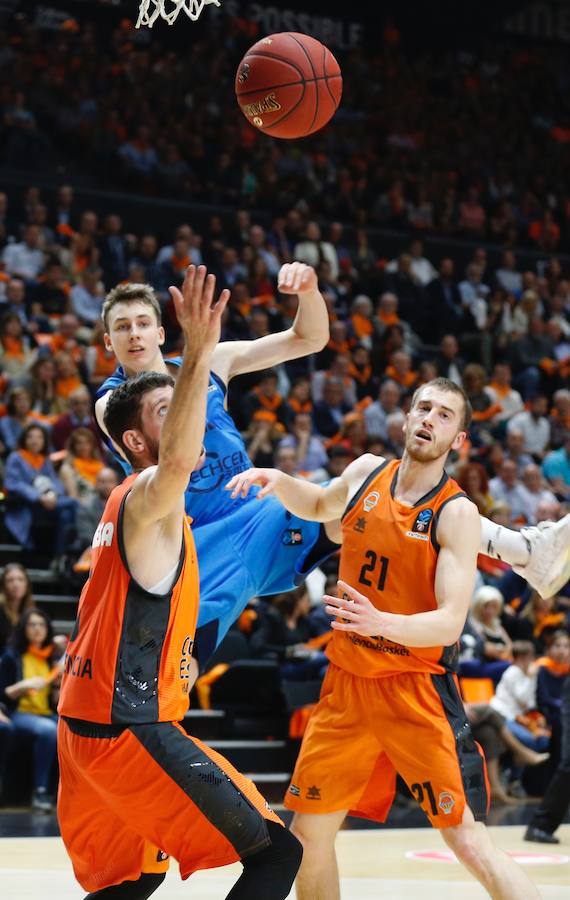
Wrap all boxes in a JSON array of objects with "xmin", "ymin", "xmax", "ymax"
[{"xmin": 1, "ymin": 825, "xmax": 569, "ymax": 898}]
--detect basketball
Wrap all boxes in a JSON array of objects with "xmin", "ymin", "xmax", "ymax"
[{"xmin": 235, "ymin": 32, "xmax": 342, "ymax": 139}]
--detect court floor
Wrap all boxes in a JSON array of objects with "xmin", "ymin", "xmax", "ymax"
[{"xmin": 1, "ymin": 825, "xmax": 569, "ymax": 898}]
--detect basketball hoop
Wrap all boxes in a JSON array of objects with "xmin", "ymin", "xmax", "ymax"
[{"xmin": 135, "ymin": 0, "xmax": 221, "ymax": 29}]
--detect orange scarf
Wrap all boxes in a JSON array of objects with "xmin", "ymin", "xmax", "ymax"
[
  {"xmin": 254, "ymin": 389, "xmax": 283, "ymax": 413},
  {"xmin": 349, "ymin": 364, "xmax": 372, "ymax": 386},
  {"xmin": 327, "ymin": 338, "xmax": 352, "ymax": 354},
  {"xmin": 93, "ymin": 344, "xmax": 117, "ymax": 378},
  {"xmin": 351, "ymin": 314, "xmax": 374, "ymax": 338},
  {"xmin": 533, "ymin": 611, "xmax": 566, "ymax": 638},
  {"xmin": 19, "ymin": 450, "xmax": 46, "ymax": 470},
  {"xmin": 377, "ymin": 311, "xmax": 401, "ymax": 326},
  {"xmin": 56, "ymin": 376, "xmax": 82, "ymax": 398},
  {"xmin": 74, "ymin": 457, "xmax": 103, "ymax": 485},
  {"xmin": 385, "ymin": 365, "xmax": 417, "ymax": 388},
  {"xmin": 28, "ymin": 643, "xmax": 54, "ymax": 661},
  {"xmin": 288, "ymin": 398, "xmax": 312, "ymax": 415},
  {"xmin": 172, "ymin": 253, "xmax": 190, "ymax": 273},
  {"xmin": 536, "ymin": 656, "xmax": 570, "ymax": 675}
]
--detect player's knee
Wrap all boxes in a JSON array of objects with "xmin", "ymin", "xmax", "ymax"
[
  {"xmin": 291, "ymin": 813, "xmax": 336, "ymax": 855},
  {"xmin": 442, "ymin": 825, "xmax": 489, "ymax": 875},
  {"xmin": 242, "ymin": 822, "xmax": 302, "ymax": 896}
]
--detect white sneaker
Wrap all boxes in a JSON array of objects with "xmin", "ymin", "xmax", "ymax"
[{"xmin": 513, "ymin": 514, "xmax": 570, "ymax": 598}]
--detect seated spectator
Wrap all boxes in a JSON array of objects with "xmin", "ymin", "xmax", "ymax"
[
  {"xmin": 536, "ymin": 630, "xmax": 570, "ymax": 731},
  {"xmin": 427, "ymin": 259, "xmax": 474, "ymax": 342},
  {"xmin": 460, "ymin": 586, "xmax": 513, "ymax": 684},
  {"xmin": 285, "ymin": 376, "xmax": 312, "ymax": 425},
  {"xmin": 313, "ymin": 378, "xmax": 351, "ymax": 438},
  {"xmin": 519, "ymin": 593, "xmax": 569, "ymax": 655},
  {"xmin": 495, "ymin": 250, "xmax": 523, "ymax": 295},
  {"xmin": 434, "ymin": 334, "xmax": 464, "ymax": 385},
  {"xmin": 49, "ymin": 314, "xmax": 85, "ymax": 364},
  {"xmin": 348, "ymin": 345, "xmax": 376, "ymax": 401},
  {"xmin": 244, "ymin": 414, "xmax": 284, "ymax": 468},
  {"xmin": 279, "ymin": 412, "xmax": 328, "ymax": 475},
  {"xmin": 84, "ymin": 321, "xmax": 117, "ymax": 389},
  {"xmin": 542, "ymin": 432, "xmax": 570, "ymax": 498},
  {"xmin": 312, "ymin": 354, "xmax": 357, "ymax": 407},
  {"xmin": 349, "ymin": 295, "xmax": 374, "ymax": 349},
  {"xmin": 70, "ymin": 266, "xmax": 104, "ymax": 326},
  {"xmin": 0, "ymin": 563, "xmax": 33, "ymax": 655},
  {"xmin": 51, "ymin": 386, "xmax": 100, "ymax": 452},
  {"xmin": 327, "ymin": 412, "xmax": 367, "ymax": 458},
  {"xmin": 490, "ymin": 641, "xmax": 550, "ymax": 753},
  {"xmin": 3, "ymin": 423, "xmax": 77, "ymax": 558},
  {"xmin": 457, "ymin": 462, "xmax": 495, "ymax": 516},
  {"xmin": 58, "ymin": 427, "xmax": 105, "ymax": 505},
  {"xmin": 53, "ymin": 351, "xmax": 83, "ymax": 412},
  {"xmin": 1, "ymin": 224, "xmax": 44, "ymax": 281},
  {"xmin": 0, "ymin": 312, "xmax": 36, "ymax": 377},
  {"xmin": 250, "ymin": 588, "xmax": 328, "ymax": 682},
  {"xmin": 459, "ymin": 188, "xmax": 487, "ymax": 237},
  {"xmin": 385, "ymin": 350, "xmax": 418, "ymax": 391},
  {"xmin": 462, "ymin": 363, "xmax": 500, "ymax": 436},
  {"xmin": 509, "ymin": 316, "xmax": 555, "ymax": 400},
  {"xmin": 244, "ymin": 369, "xmax": 288, "ymax": 431},
  {"xmin": 0, "ymin": 387, "xmax": 42, "ymax": 455},
  {"xmin": 489, "ymin": 458, "xmax": 535, "ymax": 526},
  {"xmin": 504, "ymin": 429, "xmax": 534, "ymax": 476},
  {"xmin": 274, "ymin": 445, "xmax": 298, "ymax": 477},
  {"xmin": 0, "ymin": 277, "xmax": 29, "ymax": 329},
  {"xmin": 364, "ymin": 379, "xmax": 402, "ymax": 444},
  {"xmin": 0, "ymin": 608, "xmax": 60, "ymax": 811},
  {"xmin": 484, "ymin": 362, "xmax": 524, "ymax": 427},
  {"xmin": 549, "ymin": 390, "xmax": 570, "ymax": 449},
  {"xmin": 508, "ymin": 396, "xmax": 551, "ymax": 460},
  {"xmin": 75, "ymin": 466, "xmax": 120, "ymax": 551},
  {"xmin": 519, "ymin": 464, "xmax": 558, "ymax": 524},
  {"xmin": 458, "ymin": 262, "xmax": 490, "ymax": 330},
  {"xmin": 118, "ymin": 125, "xmax": 158, "ymax": 179},
  {"xmin": 293, "ymin": 220, "xmax": 338, "ymax": 280},
  {"xmin": 307, "ymin": 444, "xmax": 353, "ymax": 484},
  {"xmin": 384, "ymin": 410, "xmax": 407, "ymax": 459},
  {"xmin": 30, "ymin": 258, "xmax": 70, "ymax": 318},
  {"xmin": 26, "ymin": 355, "xmax": 59, "ymax": 420},
  {"xmin": 98, "ymin": 214, "xmax": 130, "ymax": 285}
]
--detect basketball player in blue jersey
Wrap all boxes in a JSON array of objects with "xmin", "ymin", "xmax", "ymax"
[{"xmin": 95, "ymin": 264, "xmax": 570, "ymax": 666}]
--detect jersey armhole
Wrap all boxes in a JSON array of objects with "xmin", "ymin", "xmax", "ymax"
[
  {"xmin": 210, "ymin": 370, "xmax": 227, "ymax": 396},
  {"xmin": 341, "ymin": 460, "xmax": 390, "ymax": 521},
  {"xmin": 430, "ymin": 491, "xmax": 469, "ymax": 553}
]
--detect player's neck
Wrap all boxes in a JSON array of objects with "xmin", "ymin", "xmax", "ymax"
[
  {"xmin": 394, "ymin": 453, "xmax": 446, "ymax": 506},
  {"xmin": 122, "ymin": 350, "xmax": 169, "ymax": 379}
]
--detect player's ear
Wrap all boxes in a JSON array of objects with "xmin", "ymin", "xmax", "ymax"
[
  {"xmin": 103, "ymin": 331, "xmax": 114, "ymax": 352},
  {"xmin": 122, "ymin": 429, "xmax": 145, "ymax": 456},
  {"xmin": 157, "ymin": 325, "xmax": 165, "ymax": 347},
  {"xmin": 451, "ymin": 429, "xmax": 467, "ymax": 451}
]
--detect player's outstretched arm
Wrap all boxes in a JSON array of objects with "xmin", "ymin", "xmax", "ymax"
[
  {"xmin": 225, "ymin": 466, "xmax": 348, "ymax": 522},
  {"xmin": 211, "ymin": 262, "xmax": 329, "ymax": 383},
  {"xmin": 125, "ymin": 266, "xmax": 229, "ymax": 523},
  {"xmin": 324, "ymin": 497, "xmax": 480, "ymax": 647}
]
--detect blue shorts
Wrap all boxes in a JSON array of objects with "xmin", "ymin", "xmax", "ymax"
[{"xmin": 193, "ymin": 496, "xmax": 339, "ymax": 664}]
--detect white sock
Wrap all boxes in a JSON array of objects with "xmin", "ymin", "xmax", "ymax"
[{"xmin": 479, "ymin": 517, "xmax": 530, "ymax": 567}]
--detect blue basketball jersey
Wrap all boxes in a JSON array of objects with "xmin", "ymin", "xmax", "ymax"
[{"xmin": 96, "ymin": 357, "xmax": 257, "ymax": 526}]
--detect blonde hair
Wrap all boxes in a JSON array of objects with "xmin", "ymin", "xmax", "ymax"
[
  {"xmin": 102, "ymin": 283, "xmax": 162, "ymax": 331},
  {"xmin": 471, "ymin": 585, "xmax": 504, "ymax": 628}
]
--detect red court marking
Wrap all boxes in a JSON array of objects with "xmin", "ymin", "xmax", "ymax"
[{"xmin": 406, "ymin": 849, "xmax": 569, "ymax": 866}]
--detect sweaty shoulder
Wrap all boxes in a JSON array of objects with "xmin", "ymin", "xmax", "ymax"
[{"xmin": 436, "ymin": 495, "xmax": 479, "ymax": 550}]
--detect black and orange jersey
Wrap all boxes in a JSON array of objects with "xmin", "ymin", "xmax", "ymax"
[
  {"xmin": 58, "ymin": 474, "xmax": 199, "ymax": 724},
  {"xmin": 327, "ymin": 459, "xmax": 467, "ymax": 678}
]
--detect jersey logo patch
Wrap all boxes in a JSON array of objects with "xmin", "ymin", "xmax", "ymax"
[
  {"xmin": 288, "ymin": 784, "xmax": 301, "ymax": 797},
  {"xmin": 353, "ymin": 517, "xmax": 367, "ymax": 533},
  {"xmin": 413, "ymin": 508, "xmax": 433, "ymax": 533},
  {"xmin": 282, "ymin": 528, "xmax": 303, "ymax": 546},
  {"xmin": 438, "ymin": 791, "xmax": 455, "ymax": 815},
  {"xmin": 363, "ymin": 491, "xmax": 380, "ymax": 512}
]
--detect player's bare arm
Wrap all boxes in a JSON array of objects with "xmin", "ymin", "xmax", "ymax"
[
  {"xmin": 325, "ymin": 496, "xmax": 480, "ymax": 647},
  {"xmin": 119, "ymin": 266, "xmax": 229, "ymax": 580},
  {"xmin": 226, "ymin": 453, "xmax": 381, "ymax": 523},
  {"xmin": 211, "ymin": 262, "xmax": 329, "ymax": 383}
]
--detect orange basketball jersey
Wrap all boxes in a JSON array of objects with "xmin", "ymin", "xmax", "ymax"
[
  {"xmin": 327, "ymin": 459, "xmax": 467, "ymax": 679},
  {"xmin": 58, "ymin": 474, "xmax": 200, "ymax": 724}
]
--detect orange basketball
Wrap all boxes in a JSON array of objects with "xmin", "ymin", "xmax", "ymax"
[{"xmin": 235, "ymin": 32, "xmax": 342, "ymax": 140}]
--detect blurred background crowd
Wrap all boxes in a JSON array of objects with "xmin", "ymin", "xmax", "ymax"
[{"xmin": 0, "ymin": 9, "xmax": 569, "ymax": 815}]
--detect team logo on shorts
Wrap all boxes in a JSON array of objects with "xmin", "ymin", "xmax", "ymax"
[
  {"xmin": 438, "ymin": 791, "xmax": 455, "ymax": 815},
  {"xmin": 363, "ymin": 491, "xmax": 380, "ymax": 512},
  {"xmin": 156, "ymin": 850, "xmax": 169, "ymax": 862},
  {"xmin": 288, "ymin": 784, "xmax": 301, "ymax": 797},
  {"xmin": 282, "ymin": 528, "xmax": 303, "ymax": 545},
  {"xmin": 306, "ymin": 785, "xmax": 321, "ymax": 800}
]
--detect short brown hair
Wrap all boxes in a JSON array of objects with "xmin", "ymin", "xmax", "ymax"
[
  {"xmin": 103, "ymin": 372, "xmax": 174, "ymax": 463},
  {"xmin": 102, "ymin": 283, "xmax": 162, "ymax": 331},
  {"xmin": 512, "ymin": 640, "xmax": 535, "ymax": 659},
  {"xmin": 411, "ymin": 377, "xmax": 472, "ymax": 431}
]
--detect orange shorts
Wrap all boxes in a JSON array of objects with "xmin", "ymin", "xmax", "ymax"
[
  {"xmin": 284, "ymin": 664, "xmax": 489, "ymax": 828},
  {"xmin": 58, "ymin": 717, "xmax": 282, "ymax": 893}
]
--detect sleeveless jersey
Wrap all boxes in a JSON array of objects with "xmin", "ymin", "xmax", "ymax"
[
  {"xmin": 96, "ymin": 358, "xmax": 257, "ymax": 526},
  {"xmin": 58, "ymin": 474, "xmax": 200, "ymax": 724},
  {"xmin": 327, "ymin": 458, "xmax": 467, "ymax": 679}
]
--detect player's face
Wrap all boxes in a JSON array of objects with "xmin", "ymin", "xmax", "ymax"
[
  {"xmin": 404, "ymin": 387, "xmax": 466, "ymax": 462},
  {"xmin": 105, "ymin": 302, "xmax": 165, "ymax": 373},
  {"xmin": 138, "ymin": 387, "xmax": 206, "ymax": 470}
]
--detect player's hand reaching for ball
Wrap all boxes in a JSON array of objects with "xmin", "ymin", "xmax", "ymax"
[
  {"xmin": 324, "ymin": 580, "xmax": 391, "ymax": 638},
  {"xmin": 278, "ymin": 262, "xmax": 318, "ymax": 295},
  {"xmin": 169, "ymin": 265, "xmax": 230, "ymax": 360},
  {"xmin": 226, "ymin": 467, "xmax": 283, "ymax": 500}
]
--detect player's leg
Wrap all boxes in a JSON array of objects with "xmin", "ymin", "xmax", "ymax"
[
  {"xmin": 225, "ymin": 820, "xmax": 302, "ymax": 899},
  {"xmin": 85, "ymin": 874, "xmax": 165, "ymax": 899},
  {"xmin": 441, "ymin": 805, "xmax": 541, "ymax": 899},
  {"xmin": 480, "ymin": 513, "xmax": 570, "ymax": 598},
  {"xmin": 290, "ymin": 809, "xmax": 347, "ymax": 900}
]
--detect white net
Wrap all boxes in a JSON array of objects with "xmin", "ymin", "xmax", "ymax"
[{"xmin": 136, "ymin": 0, "xmax": 221, "ymax": 29}]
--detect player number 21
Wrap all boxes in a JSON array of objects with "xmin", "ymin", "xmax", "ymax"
[{"xmin": 358, "ymin": 550, "xmax": 390, "ymax": 591}]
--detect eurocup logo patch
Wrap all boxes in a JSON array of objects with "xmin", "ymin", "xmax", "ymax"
[
  {"xmin": 363, "ymin": 491, "xmax": 380, "ymax": 512},
  {"xmin": 413, "ymin": 508, "xmax": 433, "ymax": 533}
]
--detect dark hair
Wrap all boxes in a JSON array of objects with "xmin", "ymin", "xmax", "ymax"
[
  {"xmin": 103, "ymin": 372, "xmax": 174, "ymax": 463},
  {"xmin": 410, "ymin": 377, "xmax": 473, "ymax": 431},
  {"xmin": 457, "ymin": 462, "xmax": 489, "ymax": 497},
  {"xmin": 6, "ymin": 386, "xmax": 32, "ymax": 416},
  {"xmin": 67, "ymin": 426, "xmax": 101, "ymax": 459},
  {"xmin": 17, "ymin": 422, "xmax": 49, "ymax": 454},
  {"xmin": 11, "ymin": 607, "xmax": 53, "ymax": 654},
  {"xmin": 511, "ymin": 640, "xmax": 535, "ymax": 659}
]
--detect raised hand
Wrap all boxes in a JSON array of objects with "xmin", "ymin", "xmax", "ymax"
[
  {"xmin": 323, "ymin": 580, "xmax": 387, "ymax": 637},
  {"xmin": 225, "ymin": 467, "xmax": 283, "ymax": 500},
  {"xmin": 169, "ymin": 265, "xmax": 230, "ymax": 360},
  {"xmin": 278, "ymin": 262, "xmax": 318, "ymax": 295}
]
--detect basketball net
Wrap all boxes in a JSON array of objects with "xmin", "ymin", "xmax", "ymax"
[{"xmin": 135, "ymin": 0, "xmax": 221, "ymax": 29}]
